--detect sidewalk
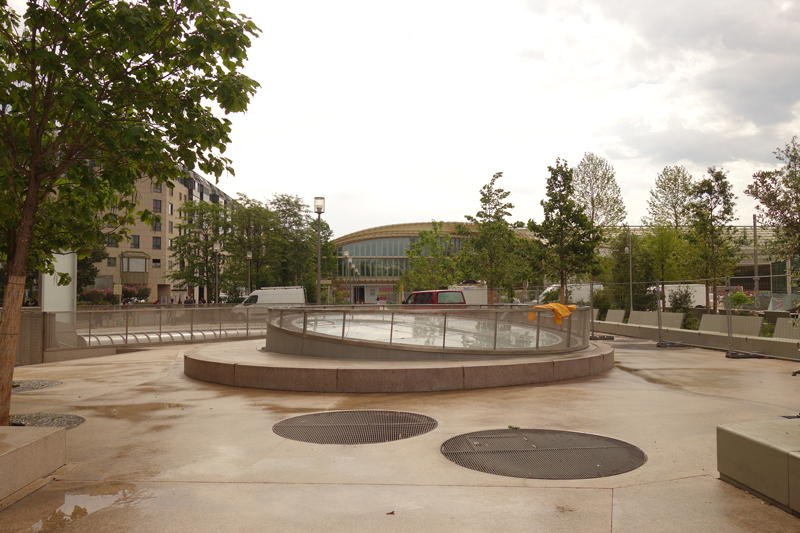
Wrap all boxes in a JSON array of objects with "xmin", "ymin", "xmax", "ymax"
[{"xmin": 1, "ymin": 337, "xmax": 799, "ymax": 532}]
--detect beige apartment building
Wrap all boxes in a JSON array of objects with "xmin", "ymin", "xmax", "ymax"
[{"xmin": 94, "ymin": 168, "xmax": 233, "ymax": 304}]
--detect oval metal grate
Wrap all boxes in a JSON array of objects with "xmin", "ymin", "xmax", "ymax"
[
  {"xmin": 273, "ymin": 410, "xmax": 438, "ymax": 445},
  {"xmin": 441, "ymin": 429, "xmax": 646, "ymax": 479}
]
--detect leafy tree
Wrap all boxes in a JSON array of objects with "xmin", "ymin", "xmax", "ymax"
[
  {"xmin": 397, "ymin": 221, "xmax": 462, "ymax": 292},
  {"xmin": 456, "ymin": 172, "xmax": 524, "ymax": 304},
  {"xmin": 0, "ymin": 0, "xmax": 259, "ymax": 425},
  {"xmin": 604, "ymin": 227, "xmax": 657, "ymax": 312},
  {"xmin": 645, "ymin": 165, "xmax": 695, "ymax": 229},
  {"xmin": 686, "ymin": 167, "xmax": 747, "ymax": 312},
  {"xmin": 528, "ymin": 159, "xmax": 602, "ymax": 304},
  {"xmin": 76, "ymin": 243, "xmax": 109, "ymax": 295},
  {"xmin": 745, "ymin": 137, "xmax": 800, "ymax": 260},
  {"xmin": 572, "ymin": 152, "xmax": 627, "ymax": 228},
  {"xmin": 639, "ymin": 224, "xmax": 687, "ymax": 310},
  {"xmin": 169, "ymin": 201, "xmax": 232, "ymax": 302}
]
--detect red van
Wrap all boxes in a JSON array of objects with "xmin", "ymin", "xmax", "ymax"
[{"xmin": 402, "ymin": 290, "xmax": 466, "ymax": 306}]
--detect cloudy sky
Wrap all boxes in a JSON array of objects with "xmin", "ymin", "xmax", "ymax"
[{"xmin": 54, "ymin": 1, "xmax": 800, "ymax": 237}]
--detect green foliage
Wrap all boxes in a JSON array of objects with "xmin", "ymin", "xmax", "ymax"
[
  {"xmin": 572, "ymin": 152, "xmax": 627, "ymax": 227},
  {"xmin": 640, "ymin": 224, "xmax": 687, "ymax": 283},
  {"xmin": 668, "ymin": 286, "xmax": 694, "ymax": 313},
  {"xmin": 686, "ymin": 167, "xmax": 747, "ymax": 312},
  {"xmin": 603, "ymin": 227, "xmax": 657, "ymax": 311},
  {"xmin": 82, "ymin": 288, "xmax": 105, "ymax": 305},
  {"xmin": 592, "ymin": 288, "xmax": 614, "ymax": 320},
  {"xmin": 122, "ymin": 284, "xmax": 151, "ymax": 301},
  {"xmin": 76, "ymin": 244, "xmax": 109, "ymax": 295},
  {"xmin": 746, "ymin": 137, "xmax": 800, "ymax": 261},
  {"xmin": 645, "ymin": 166, "xmax": 695, "ymax": 229},
  {"xmin": 683, "ymin": 316, "xmax": 700, "ymax": 330},
  {"xmin": 730, "ymin": 291, "xmax": 754, "ymax": 309},
  {"xmin": 457, "ymin": 172, "xmax": 525, "ymax": 303},
  {"xmin": 397, "ymin": 221, "xmax": 462, "ymax": 292},
  {"xmin": 760, "ymin": 323, "xmax": 775, "ymax": 337},
  {"xmin": 528, "ymin": 159, "xmax": 602, "ymax": 304}
]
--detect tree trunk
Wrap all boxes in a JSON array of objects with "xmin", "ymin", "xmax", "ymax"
[{"xmin": 0, "ymin": 275, "xmax": 25, "ymax": 426}]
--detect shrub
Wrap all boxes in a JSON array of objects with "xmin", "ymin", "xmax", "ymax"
[
  {"xmin": 669, "ymin": 286, "xmax": 694, "ymax": 314},
  {"xmin": 760, "ymin": 323, "xmax": 775, "ymax": 338},
  {"xmin": 683, "ymin": 316, "xmax": 700, "ymax": 330},
  {"xmin": 83, "ymin": 288, "xmax": 105, "ymax": 304},
  {"xmin": 122, "ymin": 284, "xmax": 151, "ymax": 301}
]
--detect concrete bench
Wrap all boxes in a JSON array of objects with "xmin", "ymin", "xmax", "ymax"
[
  {"xmin": 605, "ymin": 309, "xmax": 626, "ymax": 323},
  {"xmin": 774, "ymin": 318, "xmax": 800, "ymax": 341},
  {"xmin": 699, "ymin": 314, "xmax": 764, "ymax": 337},
  {"xmin": 0, "ymin": 427, "xmax": 65, "ymax": 501},
  {"xmin": 628, "ymin": 311, "xmax": 684, "ymax": 329},
  {"xmin": 717, "ymin": 419, "xmax": 800, "ymax": 515},
  {"xmin": 765, "ymin": 311, "xmax": 792, "ymax": 325}
]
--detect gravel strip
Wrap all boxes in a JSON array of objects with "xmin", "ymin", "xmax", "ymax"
[
  {"xmin": 9, "ymin": 413, "xmax": 85, "ymax": 429},
  {"xmin": 11, "ymin": 380, "xmax": 62, "ymax": 393}
]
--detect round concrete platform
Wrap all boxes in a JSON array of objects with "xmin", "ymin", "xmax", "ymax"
[{"xmin": 184, "ymin": 340, "xmax": 615, "ymax": 393}]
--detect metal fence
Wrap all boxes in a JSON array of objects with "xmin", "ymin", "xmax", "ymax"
[
  {"xmin": 267, "ymin": 305, "xmax": 591, "ymax": 353},
  {"xmin": 49, "ymin": 306, "xmax": 267, "ymax": 348}
]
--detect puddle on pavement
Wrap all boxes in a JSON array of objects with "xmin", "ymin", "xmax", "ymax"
[
  {"xmin": 24, "ymin": 483, "xmax": 144, "ymax": 532},
  {"xmin": 255, "ymin": 403, "xmax": 329, "ymax": 414}
]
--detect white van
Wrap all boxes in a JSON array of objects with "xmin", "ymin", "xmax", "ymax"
[{"xmin": 233, "ymin": 286, "xmax": 306, "ymax": 321}]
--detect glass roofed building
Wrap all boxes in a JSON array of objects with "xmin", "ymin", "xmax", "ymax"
[{"xmin": 334, "ymin": 222, "xmax": 469, "ymax": 303}]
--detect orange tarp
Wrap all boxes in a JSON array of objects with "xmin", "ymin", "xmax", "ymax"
[{"xmin": 527, "ymin": 303, "xmax": 577, "ymax": 325}]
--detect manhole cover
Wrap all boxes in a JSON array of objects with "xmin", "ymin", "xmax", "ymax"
[
  {"xmin": 441, "ymin": 428, "xmax": 646, "ymax": 479},
  {"xmin": 12, "ymin": 380, "xmax": 62, "ymax": 393},
  {"xmin": 10, "ymin": 413, "xmax": 85, "ymax": 429},
  {"xmin": 273, "ymin": 410, "xmax": 438, "ymax": 445}
]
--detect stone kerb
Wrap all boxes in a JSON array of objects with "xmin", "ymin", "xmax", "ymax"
[
  {"xmin": 628, "ymin": 311, "xmax": 684, "ymax": 329},
  {"xmin": 605, "ymin": 309, "xmax": 626, "ymax": 323},
  {"xmin": 699, "ymin": 314, "xmax": 764, "ymax": 337}
]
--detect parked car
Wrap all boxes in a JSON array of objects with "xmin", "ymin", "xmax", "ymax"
[{"xmin": 402, "ymin": 290, "xmax": 466, "ymax": 306}]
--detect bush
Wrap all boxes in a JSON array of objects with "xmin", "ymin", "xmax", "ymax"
[
  {"xmin": 122, "ymin": 284, "xmax": 151, "ymax": 301},
  {"xmin": 760, "ymin": 323, "xmax": 775, "ymax": 338},
  {"xmin": 683, "ymin": 316, "xmax": 700, "ymax": 330},
  {"xmin": 592, "ymin": 288, "xmax": 614, "ymax": 320},
  {"xmin": 83, "ymin": 288, "xmax": 105, "ymax": 304},
  {"xmin": 669, "ymin": 286, "xmax": 694, "ymax": 314}
]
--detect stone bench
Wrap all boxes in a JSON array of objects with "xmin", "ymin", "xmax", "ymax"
[
  {"xmin": 717, "ymin": 418, "xmax": 800, "ymax": 516},
  {"xmin": 0, "ymin": 427, "xmax": 65, "ymax": 501},
  {"xmin": 700, "ymin": 314, "xmax": 764, "ymax": 337},
  {"xmin": 628, "ymin": 311, "xmax": 684, "ymax": 329},
  {"xmin": 774, "ymin": 318, "xmax": 800, "ymax": 341},
  {"xmin": 605, "ymin": 309, "xmax": 626, "ymax": 323}
]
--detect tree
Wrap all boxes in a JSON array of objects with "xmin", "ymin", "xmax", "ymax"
[
  {"xmin": 0, "ymin": 0, "xmax": 259, "ymax": 425},
  {"xmin": 456, "ymin": 172, "xmax": 524, "ymax": 304},
  {"xmin": 645, "ymin": 166, "xmax": 695, "ymax": 229},
  {"xmin": 528, "ymin": 159, "xmax": 602, "ymax": 304},
  {"xmin": 397, "ymin": 221, "xmax": 462, "ymax": 292},
  {"xmin": 745, "ymin": 137, "xmax": 800, "ymax": 260},
  {"xmin": 169, "ymin": 201, "xmax": 231, "ymax": 302},
  {"xmin": 639, "ymin": 224, "xmax": 687, "ymax": 310},
  {"xmin": 686, "ymin": 167, "xmax": 746, "ymax": 312},
  {"xmin": 572, "ymin": 153, "xmax": 627, "ymax": 228},
  {"xmin": 603, "ymin": 227, "xmax": 657, "ymax": 312},
  {"xmin": 76, "ymin": 243, "xmax": 109, "ymax": 295}
]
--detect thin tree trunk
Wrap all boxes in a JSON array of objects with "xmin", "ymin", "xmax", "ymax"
[{"xmin": 0, "ymin": 275, "xmax": 25, "ymax": 426}]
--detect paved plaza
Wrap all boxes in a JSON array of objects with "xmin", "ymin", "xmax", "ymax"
[{"xmin": 2, "ymin": 337, "xmax": 799, "ymax": 532}]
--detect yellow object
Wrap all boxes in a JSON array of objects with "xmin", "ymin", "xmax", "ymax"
[{"xmin": 527, "ymin": 303, "xmax": 577, "ymax": 325}]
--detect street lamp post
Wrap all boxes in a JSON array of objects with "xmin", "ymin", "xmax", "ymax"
[
  {"xmin": 314, "ymin": 197, "xmax": 325, "ymax": 305},
  {"xmin": 246, "ymin": 250, "xmax": 252, "ymax": 296},
  {"xmin": 624, "ymin": 231, "xmax": 633, "ymax": 314},
  {"xmin": 342, "ymin": 251, "xmax": 349, "ymax": 304},
  {"xmin": 213, "ymin": 241, "xmax": 221, "ymax": 304}
]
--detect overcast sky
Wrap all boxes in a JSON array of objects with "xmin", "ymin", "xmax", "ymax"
[{"xmin": 33, "ymin": 1, "xmax": 800, "ymax": 238}]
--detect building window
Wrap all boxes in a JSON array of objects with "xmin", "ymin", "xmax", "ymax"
[
  {"xmin": 168, "ymin": 238, "xmax": 173, "ymax": 250},
  {"xmin": 168, "ymin": 260, "xmax": 173, "ymax": 269},
  {"xmin": 169, "ymin": 187, "xmax": 174, "ymax": 197},
  {"xmin": 107, "ymin": 235, "xmax": 118, "ymax": 248},
  {"xmin": 153, "ymin": 199, "xmax": 162, "ymax": 213},
  {"xmin": 153, "ymin": 237, "xmax": 162, "ymax": 250},
  {"xmin": 152, "ymin": 259, "xmax": 161, "ymax": 268},
  {"xmin": 152, "ymin": 183, "xmax": 162, "ymax": 193},
  {"xmin": 153, "ymin": 220, "xmax": 162, "ymax": 232},
  {"xmin": 131, "ymin": 235, "xmax": 140, "ymax": 249},
  {"xmin": 168, "ymin": 202, "xmax": 173, "ymax": 215},
  {"xmin": 179, "ymin": 192, "xmax": 182, "ymax": 201},
  {"xmin": 107, "ymin": 257, "xmax": 116, "ymax": 267},
  {"xmin": 169, "ymin": 221, "xmax": 173, "ymax": 233}
]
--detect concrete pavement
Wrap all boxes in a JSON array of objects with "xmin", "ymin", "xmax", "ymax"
[{"xmin": 1, "ymin": 337, "xmax": 799, "ymax": 532}]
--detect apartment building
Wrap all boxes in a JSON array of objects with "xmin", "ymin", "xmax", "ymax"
[{"xmin": 95, "ymin": 168, "xmax": 233, "ymax": 304}]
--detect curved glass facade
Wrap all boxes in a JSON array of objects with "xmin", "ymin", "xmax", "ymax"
[{"xmin": 337, "ymin": 236, "xmax": 463, "ymax": 279}]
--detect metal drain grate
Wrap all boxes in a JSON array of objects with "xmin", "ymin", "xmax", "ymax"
[
  {"xmin": 441, "ymin": 428, "xmax": 646, "ymax": 479},
  {"xmin": 273, "ymin": 410, "xmax": 438, "ymax": 445}
]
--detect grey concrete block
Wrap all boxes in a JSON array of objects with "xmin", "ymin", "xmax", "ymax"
[
  {"xmin": 462, "ymin": 360, "xmax": 554, "ymax": 389},
  {"xmin": 0, "ymin": 427, "xmax": 66, "ymax": 501},
  {"xmin": 336, "ymin": 366, "xmax": 464, "ymax": 393},
  {"xmin": 235, "ymin": 364, "xmax": 338, "ymax": 392},
  {"xmin": 605, "ymin": 310, "xmax": 626, "ymax": 323},
  {"xmin": 184, "ymin": 353, "xmax": 236, "ymax": 386}
]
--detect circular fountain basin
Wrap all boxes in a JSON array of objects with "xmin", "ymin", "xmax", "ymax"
[{"xmin": 184, "ymin": 306, "xmax": 615, "ymax": 393}]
